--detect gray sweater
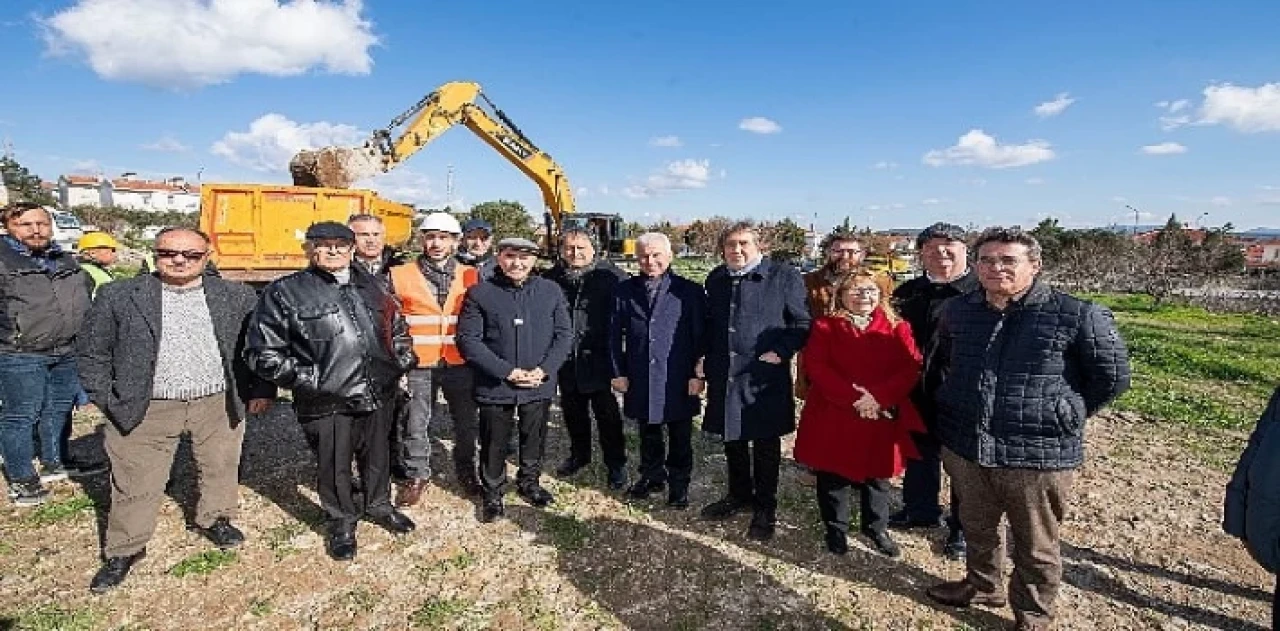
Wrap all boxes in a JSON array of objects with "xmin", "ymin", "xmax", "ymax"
[{"xmin": 152, "ymin": 284, "xmax": 226, "ymax": 400}]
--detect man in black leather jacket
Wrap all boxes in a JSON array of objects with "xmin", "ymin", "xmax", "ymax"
[{"xmin": 245, "ymin": 222, "xmax": 418, "ymax": 562}]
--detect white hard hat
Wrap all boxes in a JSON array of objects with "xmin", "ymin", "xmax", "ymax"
[{"xmin": 416, "ymin": 212, "xmax": 462, "ymax": 234}]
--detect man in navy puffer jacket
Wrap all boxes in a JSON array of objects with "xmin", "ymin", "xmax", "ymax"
[
  {"xmin": 925, "ymin": 227, "xmax": 1130, "ymax": 631},
  {"xmin": 1225, "ymin": 387, "xmax": 1280, "ymax": 629}
]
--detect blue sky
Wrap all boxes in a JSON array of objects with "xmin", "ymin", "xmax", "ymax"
[{"xmin": 3, "ymin": 0, "xmax": 1279, "ymax": 232}]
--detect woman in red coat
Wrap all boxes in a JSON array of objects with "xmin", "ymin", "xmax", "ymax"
[{"xmin": 794, "ymin": 269, "xmax": 926, "ymax": 558}]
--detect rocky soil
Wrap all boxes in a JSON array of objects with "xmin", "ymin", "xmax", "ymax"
[{"xmin": 0, "ymin": 404, "xmax": 1270, "ymax": 630}]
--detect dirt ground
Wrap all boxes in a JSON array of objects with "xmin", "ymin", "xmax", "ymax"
[{"xmin": 0, "ymin": 403, "xmax": 1271, "ymax": 630}]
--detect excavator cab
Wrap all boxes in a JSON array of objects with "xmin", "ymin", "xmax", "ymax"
[{"xmin": 562, "ymin": 213, "xmax": 634, "ymax": 259}]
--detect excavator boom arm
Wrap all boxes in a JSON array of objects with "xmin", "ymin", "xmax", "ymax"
[{"xmin": 292, "ymin": 81, "xmax": 574, "ymax": 236}]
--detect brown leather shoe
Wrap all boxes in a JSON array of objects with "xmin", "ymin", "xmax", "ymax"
[
  {"xmin": 926, "ymin": 579, "xmax": 1007, "ymax": 608},
  {"xmin": 396, "ymin": 479, "xmax": 429, "ymax": 507}
]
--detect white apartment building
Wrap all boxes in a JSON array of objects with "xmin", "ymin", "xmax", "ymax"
[{"xmin": 58, "ymin": 174, "xmax": 200, "ymax": 213}]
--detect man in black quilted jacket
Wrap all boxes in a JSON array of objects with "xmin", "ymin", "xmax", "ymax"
[{"xmin": 924, "ymin": 226, "xmax": 1130, "ymax": 631}]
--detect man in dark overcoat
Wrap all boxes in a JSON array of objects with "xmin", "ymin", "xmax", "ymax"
[
  {"xmin": 701, "ymin": 222, "xmax": 812, "ymax": 540},
  {"xmin": 543, "ymin": 228, "xmax": 630, "ymax": 489},
  {"xmin": 609, "ymin": 232, "xmax": 706, "ymax": 509}
]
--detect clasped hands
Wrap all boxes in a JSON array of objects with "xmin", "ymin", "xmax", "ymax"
[
  {"xmin": 611, "ymin": 376, "xmax": 706, "ymax": 397},
  {"xmin": 852, "ymin": 384, "xmax": 881, "ymax": 419},
  {"xmin": 507, "ymin": 367, "xmax": 547, "ymax": 388}
]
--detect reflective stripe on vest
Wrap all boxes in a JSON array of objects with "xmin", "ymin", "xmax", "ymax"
[
  {"xmin": 390, "ymin": 262, "xmax": 478, "ymax": 367},
  {"xmin": 81, "ymin": 263, "xmax": 114, "ymax": 299}
]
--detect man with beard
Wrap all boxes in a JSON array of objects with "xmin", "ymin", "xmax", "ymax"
[
  {"xmin": 388, "ymin": 213, "xmax": 483, "ymax": 503},
  {"xmin": 455, "ymin": 219, "xmax": 497, "ymax": 281},
  {"xmin": 542, "ymin": 228, "xmax": 629, "ymax": 489},
  {"xmin": 795, "ymin": 229, "xmax": 866, "ymax": 401}
]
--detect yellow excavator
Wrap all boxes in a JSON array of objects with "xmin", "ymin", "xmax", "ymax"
[{"xmin": 290, "ymin": 81, "xmax": 634, "ymax": 259}]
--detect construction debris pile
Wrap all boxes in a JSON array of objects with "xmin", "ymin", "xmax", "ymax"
[{"xmin": 289, "ymin": 147, "xmax": 383, "ymax": 189}]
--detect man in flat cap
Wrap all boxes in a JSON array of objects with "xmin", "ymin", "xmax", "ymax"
[
  {"xmin": 245, "ymin": 221, "xmax": 418, "ymax": 561},
  {"xmin": 456, "ymin": 237, "xmax": 573, "ymax": 523},
  {"xmin": 888, "ymin": 222, "xmax": 978, "ymax": 560},
  {"xmin": 456, "ymin": 218, "xmax": 497, "ymax": 281}
]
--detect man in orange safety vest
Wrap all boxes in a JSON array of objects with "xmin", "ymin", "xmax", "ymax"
[{"xmin": 388, "ymin": 212, "xmax": 482, "ymax": 506}]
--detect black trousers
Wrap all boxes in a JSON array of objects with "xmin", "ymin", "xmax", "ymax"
[
  {"xmin": 561, "ymin": 388, "xmax": 626, "ymax": 471},
  {"xmin": 902, "ymin": 429, "xmax": 963, "ymax": 530},
  {"xmin": 478, "ymin": 400, "xmax": 550, "ymax": 499},
  {"xmin": 638, "ymin": 419, "xmax": 693, "ymax": 491},
  {"xmin": 816, "ymin": 471, "xmax": 891, "ymax": 536},
  {"xmin": 725, "ymin": 437, "xmax": 782, "ymax": 514},
  {"xmin": 300, "ymin": 403, "xmax": 395, "ymax": 531}
]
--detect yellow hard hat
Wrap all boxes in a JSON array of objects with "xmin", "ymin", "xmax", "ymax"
[{"xmin": 78, "ymin": 232, "xmax": 121, "ymax": 251}]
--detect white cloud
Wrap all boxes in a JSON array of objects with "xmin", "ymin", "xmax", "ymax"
[
  {"xmin": 1155, "ymin": 99, "xmax": 1193, "ymax": 131},
  {"xmin": 597, "ymin": 185, "xmax": 611, "ymax": 196},
  {"xmin": 1211, "ymin": 196, "xmax": 1232, "ymax": 207},
  {"xmin": 872, "ymin": 161, "xmax": 898, "ymax": 170},
  {"xmin": 70, "ymin": 159, "xmax": 102, "ymax": 174},
  {"xmin": 1033, "ymin": 92, "xmax": 1076, "ymax": 118},
  {"xmin": 1199, "ymin": 83, "xmax": 1280, "ymax": 133},
  {"xmin": 40, "ymin": 0, "xmax": 378, "ymax": 89},
  {"xmin": 354, "ymin": 167, "xmax": 441, "ymax": 208},
  {"xmin": 921, "ymin": 198, "xmax": 942, "ymax": 205},
  {"xmin": 1112, "ymin": 196, "xmax": 1127, "ymax": 203},
  {"xmin": 1025, "ymin": 177, "xmax": 1045, "ymax": 185},
  {"xmin": 211, "ymin": 113, "xmax": 366, "ymax": 172},
  {"xmin": 738, "ymin": 117, "xmax": 782, "ymax": 134},
  {"xmin": 648, "ymin": 135, "xmax": 682, "ymax": 148},
  {"xmin": 923, "ymin": 130, "xmax": 1055, "ymax": 169},
  {"xmin": 623, "ymin": 159, "xmax": 713, "ymax": 199},
  {"xmin": 140, "ymin": 135, "xmax": 189, "ymax": 152},
  {"xmin": 1141, "ymin": 141, "xmax": 1188, "ymax": 155},
  {"xmin": 576, "ymin": 187, "xmax": 589, "ymax": 198}
]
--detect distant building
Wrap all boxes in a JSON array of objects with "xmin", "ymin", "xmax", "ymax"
[
  {"xmin": 1245, "ymin": 240, "xmax": 1280, "ymax": 269},
  {"xmin": 57, "ymin": 174, "xmax": 200, "ymax": 213}
]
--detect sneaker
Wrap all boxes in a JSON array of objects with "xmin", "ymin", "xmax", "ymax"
[
  {"xmin": 7, "ymin": 478, "xmax": 49, "ymax": 507},
  {"xmin": 39, "ymin": 464, "xmax": 69, "ymax": 484}
]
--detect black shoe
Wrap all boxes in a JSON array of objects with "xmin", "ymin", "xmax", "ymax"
[
  {"xmin": 700, "ymin": 495, "xmax": 753, "ymax": 520},
  {"xmin": 666, "ymin": 488, "xmax": 689, "ymax": 509},
  {"xmin": 480, "ymin": 498, "xmax": 505, "ymax": 523},
  {"xmin": 865, "ymin": 529, "xmax": 901, "ymax": 558},
  {"xmin": 191, "ymin": 517, "xmax": 245, "ymax": 549},
  {"xmin": 746, "ymin": 511, "xmax": 776, "ymax": 541},
  {"xmin": 90, "ymin": 550, "xmax": 146, "ymax": 594},
  {"xmin": 518, "ymin": 485, "xmax": 555, "ymax": 508},
  {"xmin": 327, "ymin": 530, "xmax": 357, "ymax": 561},
  {"xmin": 606, "ymin": 467, "xmax": 628, "ymax": 490},
  {"xmin": 824, "ymin": 528, "xmax": 849, "ymax": 555},
  {"xmin": 944, "ymin": 528, "xmax": 967, "ymax": 561},
  {"xmin": 888, "ymin": 509, "xmax": 944, "ymax": 530},
  {"xmin": 555, "ymin": 457, "xmax": 590, "ymax": 477},
  {"xmin": 368, "ymin": 510, "xmax": 416, "ymax": 535},
  {"xmin": 625, "ymin": 478, "xmax": 665, "ymax": 500},
  {"xmin": 63, "ymin": 456, "xmax": 108, "ymax": 478}
]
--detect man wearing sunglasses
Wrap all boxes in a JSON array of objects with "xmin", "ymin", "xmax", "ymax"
[
  {"xmin": 245, "ymin": 221, "xmax": 418, "ymax": 562},
  {"xmin": 78, "ymin": 227, "xmax": 277, "ymax": 593}
]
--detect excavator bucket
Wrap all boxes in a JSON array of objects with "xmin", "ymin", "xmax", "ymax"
[{"xmin": 289, "ymin": 147, "xmax": 382, "ymax": 189}]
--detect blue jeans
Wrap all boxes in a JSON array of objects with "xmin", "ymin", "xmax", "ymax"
[{"xmin": 0, "ymin": 352, "xmax": 79, "ymax": 481}]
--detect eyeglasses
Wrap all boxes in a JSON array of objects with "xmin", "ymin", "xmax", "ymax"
[
  {"xmin": 844, "ymin": 287, "xmax": 881, "ymax": 295},
  {"xmin": 977, "ymin": 256, "xmax": 1028, "ymax": 269},
  {"xmin": 310, "ymin": 242, "xmax": 354, "ymax": 253},
  {"xmin": 155, "ymin": 249, "xmax": 207, "ymax": 260},
  {"xmin": 831, "ymin": 248, "xmax": 864, "ymax": 256}
]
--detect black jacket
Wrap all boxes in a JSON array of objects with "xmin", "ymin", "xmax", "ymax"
[
  {"xmin": 354, "ymin": 246, "xmax": 407, "ymax": 288},
  {"xmin": 543, "ymin": 259, "xmax": 629, "ymax": 393},
  {"xmin": 931, "ymin": 280, "xmax": 1131, "ymax": 469},
  {"xmin": 703, "ymin": 258, "xmax": 812, "ymax": 441},
  {"xmin": 0, "ymin": 242, "xmax": 90, "ymax": 355},
  {"xmin": 456, "ymin": 272, "xmax": 573, "ymax": 405},
  {"xmin": 892, "ymin": 268, "xmax": 980, "ymax": 424},
  {"xmin": 245, "ymin": 266, "xmax": 416, "ymax": 418},
  {"xmin": 77, "ymin": 274, "xmax": 277, "ymax": 435},
  {"xmin": 1225, "ymin": 387, "xmax": 1280, "ymax": 574}
]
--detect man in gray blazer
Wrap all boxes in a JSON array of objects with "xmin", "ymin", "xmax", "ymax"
[{"xmin": 77, "ymin": 227, "xmax": 276, "ymax": 594}]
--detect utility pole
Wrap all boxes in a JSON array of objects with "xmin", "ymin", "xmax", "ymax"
[{"xmin": 1124, "ymin": 204, "xmax": 1142, "ymax": 235}]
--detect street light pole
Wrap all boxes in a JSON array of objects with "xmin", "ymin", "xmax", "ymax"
[{"xmin": 1124, "ymin": 204, "xmax": 1142, "ymax": 235}]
